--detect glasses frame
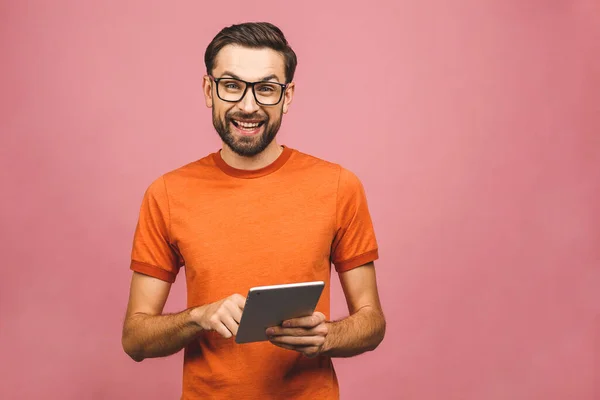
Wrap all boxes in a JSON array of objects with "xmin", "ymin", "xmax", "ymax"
[{"xmin": 209, "ymin": 75, "xmax": 288, "ymax": 106}]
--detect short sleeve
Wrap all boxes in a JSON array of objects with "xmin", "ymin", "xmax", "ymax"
[
  {"xmin": 130, "ymin": 176, "xmax": 183, "ymax": 283},
  {"xmin": 331, "ymin": 167, "xmax": 379, "ymax": 272}
]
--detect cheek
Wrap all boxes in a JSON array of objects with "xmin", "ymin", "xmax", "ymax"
[
  {"xmin": 215, "ymin": 105, "xmax": 232, "ymax": 120},
  {"xmin": 265, "ymin": 109, "xmax": 280, "ymax": 122}
]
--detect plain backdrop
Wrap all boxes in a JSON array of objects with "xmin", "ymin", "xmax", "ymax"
[{"xmin": 1, "ymin": 1, "xmax": 599, "ymax": 399}]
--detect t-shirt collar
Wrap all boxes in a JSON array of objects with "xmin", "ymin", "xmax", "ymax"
[{"xmin": 213, "ymin": 145, "xmax": 293, "ymax": 179}]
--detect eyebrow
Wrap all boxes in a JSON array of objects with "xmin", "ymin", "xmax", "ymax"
[{"xmin": 220, "ymin": 71, "xmax": 282, "ymax": 83}]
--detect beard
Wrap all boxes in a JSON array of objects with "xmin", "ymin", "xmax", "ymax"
[{"xmin": 213, "ymin": 108, "xmax": 282, "ymax": 157}]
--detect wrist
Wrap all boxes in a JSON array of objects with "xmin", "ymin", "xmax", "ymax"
[
  {"xmin": 320, "ymin": 321, "xmax": 335, "ymax": 355},
  {"xmin": 188, "ymin": 305, "xmax": 205, "ymax": 329}
]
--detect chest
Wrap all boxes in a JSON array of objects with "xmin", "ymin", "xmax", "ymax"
[{"xmin": 170, "ymin": 180, "xmax": 337, "ymax": 296}]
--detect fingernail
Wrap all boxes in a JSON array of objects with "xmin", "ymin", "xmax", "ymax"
[
  {"xmin": 282, "ymin": 321, "xmax": 290, "ymax": 327},
  {"xmin": 266, "ymin": 328, "xmax": 274, "ymax": 335}
]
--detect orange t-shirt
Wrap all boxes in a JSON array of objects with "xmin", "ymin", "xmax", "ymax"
[{"xmin": 130, "ymin": 146, "xmax": 379, "ymax": 399}]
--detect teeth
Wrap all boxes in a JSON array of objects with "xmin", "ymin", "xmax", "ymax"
[{"xmin": 235, "ymin": 120, "xmax": 260, "ymax": 129}]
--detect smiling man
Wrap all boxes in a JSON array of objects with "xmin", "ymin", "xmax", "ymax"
[{"xmin": 122, "ymin": 22, "xmax": 385, "ymax": 399}]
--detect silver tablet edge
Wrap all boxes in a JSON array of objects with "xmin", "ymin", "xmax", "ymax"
[{"xmin": 249, "ymin": 280, "xmax": 325, "ymax": 292}]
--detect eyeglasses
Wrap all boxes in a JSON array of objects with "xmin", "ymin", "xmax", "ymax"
[{"xmin": 209, "ymin": 75, "xmax": 288, "ymax": 106}]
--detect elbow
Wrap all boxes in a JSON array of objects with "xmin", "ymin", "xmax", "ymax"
[
  {"xmin": 368, "ymin": 313, "xmax": 386, "ymax": 352},
  {"xmin": 377, "ymin": 319, "xmax": 387, "ymax": 348},
  {"xmin": 122, "ymin": 331, "xmax": 145, "ymax": 362}
]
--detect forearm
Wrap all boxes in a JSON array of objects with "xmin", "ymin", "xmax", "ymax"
[
  {"xmin": 122, "ymin": 307, "xmax": 202, "ymax": 362},
  {"xmin": 322, "ymin": 306, "xmax": 386, "ymax": 358}
]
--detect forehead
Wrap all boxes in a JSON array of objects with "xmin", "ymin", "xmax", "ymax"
[{"xmin": 212, "ymin": 45, "xmax": 286, "ymax": 81}]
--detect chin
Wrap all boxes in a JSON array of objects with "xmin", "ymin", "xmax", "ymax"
[{"xmin": 227, "ymin": 138, "xmax": 261, "ymax": 156}]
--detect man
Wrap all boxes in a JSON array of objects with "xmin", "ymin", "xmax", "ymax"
[{"xmin": 122, "ymin": 22, "xmax": 385, "ymax": 399}]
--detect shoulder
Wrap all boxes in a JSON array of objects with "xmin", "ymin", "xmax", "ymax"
[
  {"xmin": 289, "ymin": 148, "xmax": 364, "ymax": 188},
  {"xmin": 288, "ymin": 148, "xmax": 343, "ymax": 175},
  {"xmin": 142, "ymin": 152, "xmax": 216, "ymax": 196},
  {"xmin": 163, "ymin": 153, "xmax": 214, "ymax": 181}
]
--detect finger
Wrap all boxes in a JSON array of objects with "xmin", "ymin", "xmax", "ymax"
[
  {"xmin": 270, "ymin": 342, "xmax": 298, "ymax": 352},
  {"xmin": 270, "ymin": 342, "xmax": 320, "ymax": 358},
  {"xmin": 267, "ymin": 325, "xmax": 325, "ymax": 337},
  {"xmin": 214, "ymin": 322, "xmax": 233, "ymax": 339},
  {"xmin": 232, "ymin": 307, "xmax": 243, "ymax": 324},
  {"xmin": 283, "ymin": 312, "xmax": 326, "ymax": 328},
  {"xmin": 282, "ymin": 316, "xmax": 314, "ymax": 328},
  {"xmin": 222, "ymin": 315, "xmax": 240, "ymax": 336},
  {"xmin": 268, "ymin": 335, "xmax": 325, "ymax": 347},
  {"xmin": 226, "ymin": 301, "xmax": 243, "ymax": 324},
  {"xmin": 231, "ymin": 294, "xmax": 246, "ymax": 310}
]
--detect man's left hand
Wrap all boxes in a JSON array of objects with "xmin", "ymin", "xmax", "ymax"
[{"xmin": 266, "ymin": 312, "xmax": 328, "ymax": 358}]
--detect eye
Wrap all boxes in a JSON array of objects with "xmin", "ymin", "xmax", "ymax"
[{"xmin": 257, "ymin": 85, "xmax": 276, "ymax": 93}]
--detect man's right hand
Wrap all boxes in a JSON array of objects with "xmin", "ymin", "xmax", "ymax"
[{"xmin": 191, "ymin": 294, "xmax": 246, "ymax": 339}]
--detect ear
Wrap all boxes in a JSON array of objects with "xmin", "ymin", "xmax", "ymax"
[
  {"xmin": 202, "ymin": 75, "xmax": 213, "ymax": 108},
  {"xmin": 282, "ymin": 82, "xmax": 295, "ymax": 114}
]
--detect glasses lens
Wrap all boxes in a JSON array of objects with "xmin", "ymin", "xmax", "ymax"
[
  {"xmin": 254, "ymin": 82, "xmax": 283, "ymax": 105},
  {"xmin": 218, "ymin": 79, "xmax": 247, "ymax": 102}
]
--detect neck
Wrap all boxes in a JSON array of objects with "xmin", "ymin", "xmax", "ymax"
[{"xmin": 220, "ymin": 141, "xmax": 283, "ymax": 170}]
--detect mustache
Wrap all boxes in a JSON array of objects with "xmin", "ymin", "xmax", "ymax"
[{"xmin": 226, "ymin": 112, "xmax": 268, "ymax": 122}]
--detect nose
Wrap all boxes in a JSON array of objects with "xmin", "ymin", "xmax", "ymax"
[{"xmin": 237, "ymin": 86, "xmax": 260, "ymax": 113}]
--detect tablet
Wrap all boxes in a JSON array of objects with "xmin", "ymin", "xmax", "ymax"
[{"xmin": 235, "ymin": 281, "xmax": 325, "ymax": 344}]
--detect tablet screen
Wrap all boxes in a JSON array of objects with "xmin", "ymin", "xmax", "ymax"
[{"xmin": 235, "ymin": 281, "xmax": 325, "ymax": 344}]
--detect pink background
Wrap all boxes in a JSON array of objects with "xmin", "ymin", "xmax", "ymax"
[{"xmin": 1, "ymin": 1, "xmax": 599, "ymax": 399}]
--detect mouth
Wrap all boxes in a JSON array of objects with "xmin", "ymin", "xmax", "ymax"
[{"xmin": 231, "ymin": 119, "xmax": 266, "ymax": 136}]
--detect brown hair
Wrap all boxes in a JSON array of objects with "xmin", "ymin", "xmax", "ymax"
[{"xmin": 204, "ymin": 22, "xmax": 298, "ymax": 83}]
